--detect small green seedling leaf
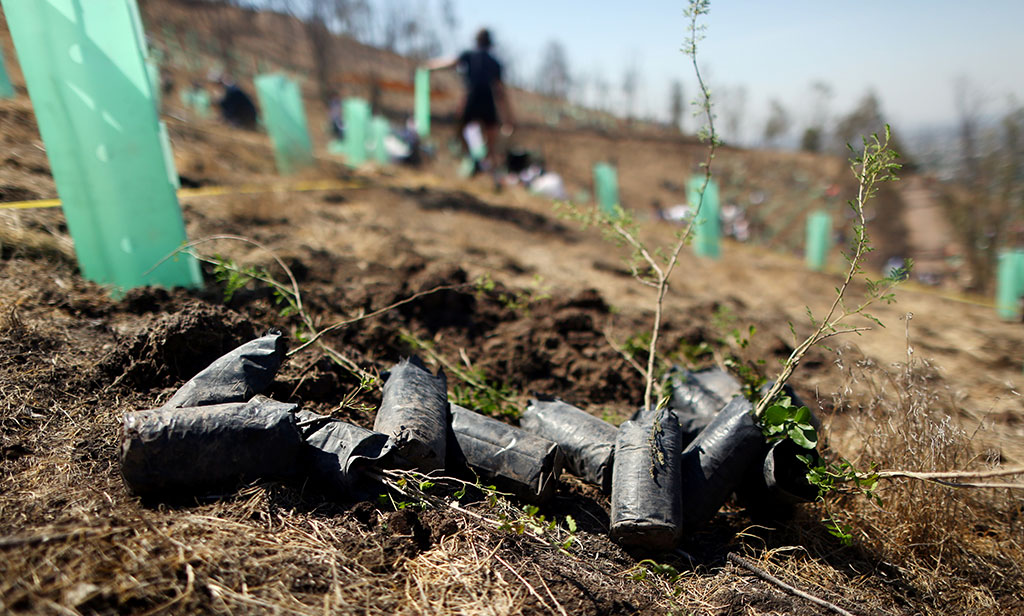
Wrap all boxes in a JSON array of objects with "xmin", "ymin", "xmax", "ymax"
[{"xmin": 789, "ymin": 425, "xmax": 818, "ymax": 449}]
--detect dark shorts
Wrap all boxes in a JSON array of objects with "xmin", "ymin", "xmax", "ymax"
[{"xmin": 462, "ymin": 92, "xmax": 498, "ymax": 127}]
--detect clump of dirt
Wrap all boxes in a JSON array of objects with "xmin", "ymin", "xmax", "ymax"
[
  {"xmin": 105, "ymin": 300, "xmax": 260, "ymax": 392},
  {"xmin": 474, "ymin": 287, "xmax": 644, "ymax": 406},
  {"xmin": 353, "ymin": 263, "xmax": 645, "ymax": 407}
]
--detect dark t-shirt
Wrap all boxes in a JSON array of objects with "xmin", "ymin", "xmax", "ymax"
[
  {"xmin": 457, "ymin": 49, "xmax": 502, "ymax": 125},
  {"xmin": 457, "ymin": 49, "xmax": 503, "ymax": 96}
]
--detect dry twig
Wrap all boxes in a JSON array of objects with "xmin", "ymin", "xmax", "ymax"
[{"xmin": 727, "ymin": 553, "xmax": 859, "ymax": 616}]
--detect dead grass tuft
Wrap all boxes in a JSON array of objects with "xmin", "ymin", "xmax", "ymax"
[
  {"xmin": 0, "ymin": 210, "xmax": 74, "ymax": 262},
  {"xmin": 402, "ymin": 529, "xmax": 525, "ymax": 615},
  {"xmin": 824, "ymin": 322, "xmax": 1024, "ymax": 613}
]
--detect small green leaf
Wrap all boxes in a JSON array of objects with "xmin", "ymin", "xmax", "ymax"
[
  {"xmin": 565, "ymin": 515, "xmax": 577, "ymax": 533},
  {"xmin": 788, "ymin": 425, "xmax": 818, "ymax": 449},
  {"xmin": 763, "ymin": 404, "xmax": 788, "ymax": 426}
]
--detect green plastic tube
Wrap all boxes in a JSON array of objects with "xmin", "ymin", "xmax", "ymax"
[
  {"xmin": 805, "ymin": 210, "xmax": 832, "ymax": 271},
  {"xmin": 254, "ymin": 73, "xmax": 314, "ymax": 175},
  {"xmin": 2, "ymin": 0, "xmax": 201, "ymax": 294},
  {"xmin": 414, "ymin": 68, "xmax": 430, "ymax": 137},
  {"xmin": 593, "ymin": 162, "xmax": 619, "ymax": 216},
  {"xmin": 342, "ymin": 97, "xmax": 370, "ymax": 166},
  {"xmin": 0, "ymin": 47, "xmax": 14, "ymax": 99},
  {"xmin": 996, "ymin": 250, "xmax": 1023, "ymax": 320},
  {"xmin": 371, "ymin": 115, "xmax": 390, "ymax": 164},
  {"xmin": 687, "ymin": 176, "xmax": 720, "ymax": 259},
  {"xmin": 1015, "ymin": 250, "xmax": 1024, "ymax": 289}
]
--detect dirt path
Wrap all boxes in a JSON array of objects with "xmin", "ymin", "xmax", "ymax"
[{"xmin": 899, "ymin": 174, "xmax": 962, "ymax": 284}]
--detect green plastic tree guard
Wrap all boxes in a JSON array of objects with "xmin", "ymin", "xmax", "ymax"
[
  {"xmin": 805, "ymin": 210, "xmax": 832, "ymax": 271},
  {"xmin": 0, "ymin": 47, "xmax": 14, "ymax": 99},
  {"xmin": 995, "ymin": 250, "xmax": 1023, "ymax": 320},
  {"xmin": 414, "ymin": 67, "xmax": 430, "ymax": 137},
  {"xmin": 1016, "ymin": 250, "xmax": 1024, "ymax": 291},
  {"xmin": 254, "ymin": 73, "xmax": 314, "ymax": 175},
  {"xmin": 687, "ymin": 175, "xmax": 720, "ymax": 259},
  {"xmin": 342, "ymin": 97, "xmax": 370, "ymax": 166},
  {"xmin": 1, "ymin": 0, "xmax": 201, "ymax": 293},
  {"xmin": 593, "ymin": 162, "xmax": 619, "ymax": 216},
  {"xmin": 371, "ymin": 115, "xmax": 390, "ymax": 164}
]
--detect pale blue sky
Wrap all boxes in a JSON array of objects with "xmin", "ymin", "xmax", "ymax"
[{"xmin": 448, "ymin": 0, "xmax": 1023, "ymax": 144}]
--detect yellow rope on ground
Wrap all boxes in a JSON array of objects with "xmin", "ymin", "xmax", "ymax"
[
  {"xmin": 899, "ymin": 280, "xmax": 997, "ymax": 309},
  {"xmin": 0, "ymin": 198, "xmax": 62, "ymax": 210},
  {"xmin": 0, "ymin": 178, "xmax": 367, "ymax": 211}
]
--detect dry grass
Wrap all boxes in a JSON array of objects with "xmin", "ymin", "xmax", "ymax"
[
  {"xmin": 0, "ymin": 210, "xmax": 75, "ymax": 263},
  {"xmin": 402, "ymin": 531, "xmax": 526, "ymax": 615},
  {"xmin": 820, "ymin": 321, "xmax": 1024, "ymax": 614}
]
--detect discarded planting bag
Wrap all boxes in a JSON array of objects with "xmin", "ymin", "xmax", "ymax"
[
  {"xmin": 449, "ymin": 404, "xmax": 563, "ymax": 503},
  {"xmin": 295, "ymin": 410, "xmax": 394, "ymax": 495},
  {"xmin": 735, "ymin": 383, "xmax": 821, "ymax": 515},
  {"xmin": 520, "ymin": 396, "xmax": 616, "ymax": 492},
  {"xmin": 610, "ymin": 408, "xmax": 684, "ymax": 549},
  {"xmin": 736, "ymin": 438, "xmax": 821, "ymax": 517},
  {"xmin": 163, "ymin": 330, "xmax": 287, "ymax": 409},
  {"xmin": 120, "ymin": 396, "xmax": 302, "ymax": 499},
  {"xmin": 665, "ymin": 367, "xmax": 742, "ymax": 440},
  {"xmin": 679, "ymin": 396, "xmax": 765, "ymax": 529},
  {"xmin": 373, "ymin": 356, "xmax": 449, "ymax": 472}
]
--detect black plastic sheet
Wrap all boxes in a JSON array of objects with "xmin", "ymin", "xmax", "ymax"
[
  {"xmin": 163, "ymin": 330, "xmax": 287, "ymax": 409},
  {"xmin": 735, "ymin": 382, "xmax": 821, "ymax": 515},
  {"xmin": 449, "ymin": 404, "xmax": 563, "ymax": 503},
  {"xmin": 295, "ymin": 410, "xmax": 394, "ymax": 496},
  {"xmin": 120, "ymin": 395, "xmax": 302, "ymax": 499},
  {"xmin": 679, "ymin": 396, "xmax": 765, "ymax": 529},
  {"xmin": 736, "ymin": 438, "xmax": 820, "ymax": 517},
  {"xmin": 665, "ymin": 367, "xmax": 742, "ymax": 441},
  {"xmin": 519, "ymin": 397, "xmax": 616, "ymax": 492},
  {"xmin": 372, "ymin": 356, "xmax": 449, "ymax": 472},
  {"xmin": 610, "ymin": 408, "xmax": 683, "ymax": 549}
]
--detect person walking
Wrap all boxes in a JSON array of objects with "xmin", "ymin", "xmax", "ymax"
[{"xmin": 425, "ymin": 28, "xmax": 515, "ymax": 183}]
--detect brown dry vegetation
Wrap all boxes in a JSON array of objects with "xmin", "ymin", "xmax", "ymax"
[{"xmin": 2, "ymin": 3, "xmax": 1024, "ymax": 615}]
